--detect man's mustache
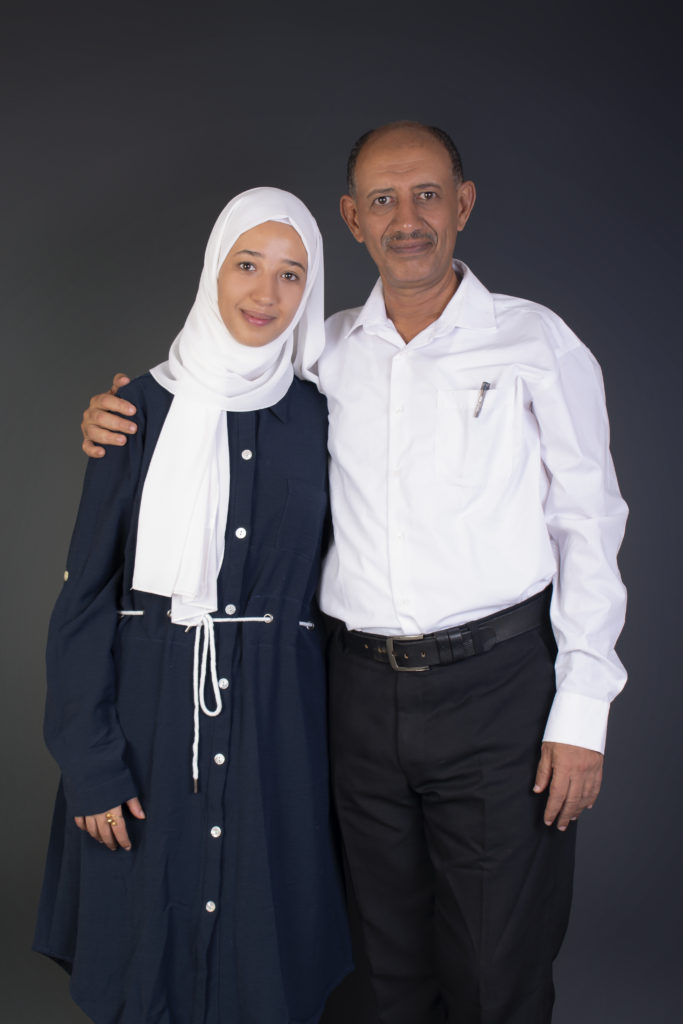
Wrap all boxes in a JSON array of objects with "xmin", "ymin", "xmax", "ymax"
[{"xmin": 383, "ymin": 230, "xmax": 436, "ymax": 249}]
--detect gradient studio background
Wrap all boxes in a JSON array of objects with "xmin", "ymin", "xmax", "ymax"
[{"xmin": 2, "ymin": 2, "xmax": 680, "ymax": 1021}]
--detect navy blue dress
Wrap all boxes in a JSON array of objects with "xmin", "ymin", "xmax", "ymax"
[{"xmin": 34, "ymin": 373, "xmax": 352, "ymax": 1024}]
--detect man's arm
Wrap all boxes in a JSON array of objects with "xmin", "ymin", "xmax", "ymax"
[
  {"xmin": 530, "ymin": 328, "xmax": 627, "ymax": 831},
  {"xmin": 81, "ymin": 373, "xmax": 138, "ymax": 457}
]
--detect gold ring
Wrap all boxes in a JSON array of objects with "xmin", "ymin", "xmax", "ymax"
[{"xmin": 105, "ymin": 814, "xmax": 118, "ymax": 826}]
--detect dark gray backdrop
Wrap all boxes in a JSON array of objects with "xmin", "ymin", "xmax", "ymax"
[{"xmin": 3, "ymin": 2, "xmax": 681, "ymax": 1021}]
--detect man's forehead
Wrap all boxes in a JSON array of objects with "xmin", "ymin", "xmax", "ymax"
[{"xmin": 356, "ymin": 132, "xmax": 453, "ymax": 184}]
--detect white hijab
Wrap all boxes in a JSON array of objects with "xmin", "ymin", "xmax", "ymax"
[{"xmin": 132, "ymin": 187, "xmax": 325, "ymax": 626}]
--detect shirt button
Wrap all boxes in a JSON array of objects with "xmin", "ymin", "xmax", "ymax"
[
  {"xmin": 241, "ymin": 449, "xmax": 253, "ymax": 460},
  {"xmin": 218, "ymin": 677, "xmax": 229, "ymax": 690},
  {"xmin": 235, "ymin": 527, "xmax": 247, "ymax": 539},
  {"xmin": 210, "ymin": 826, "xmax": 222, "ymax": 839},
  {"xmin": 63, "ymin": 570, "xmax": 69, "ymax": 582},
  {"xmin": 205, "ymin": 901, "xmax": 216, "ymax": 913},
  {"xmin": 214, "ymin": 753, "xmax": 226, "ymax": 765},
  {"xmin": 225, "ymin": 604, "xmax": 236, "ymax": 615}
]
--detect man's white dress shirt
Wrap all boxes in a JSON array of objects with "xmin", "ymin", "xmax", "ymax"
[{"xmin": 317, "ymin": 261, "xmax": 627, "ymax": 753}]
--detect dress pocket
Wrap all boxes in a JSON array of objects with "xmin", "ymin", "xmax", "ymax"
[{"xmin": 435, "ymin": 387, "xmax": 510, "ymax": 488}]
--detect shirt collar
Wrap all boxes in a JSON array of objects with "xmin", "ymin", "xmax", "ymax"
[
  {"xmin": 267, "ymin": 382, "xmax": 291, "ymax": 422},
  {"xmin": 343, "ymin": 260, "xmax": 496, "ymax": 341}
]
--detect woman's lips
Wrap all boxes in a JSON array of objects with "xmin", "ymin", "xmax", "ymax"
[{"xmin": 241, "ymin": 309, "xmax": 277, "ymax": 326}]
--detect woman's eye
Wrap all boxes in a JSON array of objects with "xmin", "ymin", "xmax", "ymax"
[
  {"xmin": 238, "ymin": 261, "xmax": 255, "ymax": 271},
  {"xmin": 282, "ymin": 271, "xmax": 300, "ymax": 282}
]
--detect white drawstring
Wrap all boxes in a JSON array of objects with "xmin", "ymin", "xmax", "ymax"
[
  {"xmin": 191, "ymin": 612, "xmax": 273, "ymax": 792},
  {"xmin": 192, "ymin": 614, "xmax": 224, "ymax": 792}
]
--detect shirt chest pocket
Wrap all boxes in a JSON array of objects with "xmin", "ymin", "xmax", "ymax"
[{"xmin": 435, "ymin": 387, "xmax": 511, "ymax": 488}]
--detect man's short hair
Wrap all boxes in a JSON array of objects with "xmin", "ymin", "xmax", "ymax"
[{"xmin": 346, "ymin": 122, "xmax": 464, "ymax": 196}]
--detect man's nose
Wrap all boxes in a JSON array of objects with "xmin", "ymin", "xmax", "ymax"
[{"xmin": 390, "ymin": 196, "xmax": 423, "ymax": 232}]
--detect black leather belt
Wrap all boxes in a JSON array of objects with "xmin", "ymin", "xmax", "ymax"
[{"xmin": 343, "ymin": 586, "xmax": 552, "ymax": 672}]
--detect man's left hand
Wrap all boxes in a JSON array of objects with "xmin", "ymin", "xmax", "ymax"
[{"xmin": 533, "ymin": 741, "xmax": 603, "ymax": 830}]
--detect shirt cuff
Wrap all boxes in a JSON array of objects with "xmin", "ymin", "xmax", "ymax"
[
  {"xmin": 542, "ymin": 690, "xmax": 610, "ymax": 753},
  {"xmin": 62, "ymin": 766, "xmax": 138, "ymax": 818}
]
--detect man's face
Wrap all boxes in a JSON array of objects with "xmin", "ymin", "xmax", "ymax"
[{"xmin": 340, "ymin": 129, "xmax": 475, "ymax": 293}]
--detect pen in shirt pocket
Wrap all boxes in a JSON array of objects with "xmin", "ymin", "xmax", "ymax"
[{"xmin": 473, "ymin": 381, "xmax": 492, "ymax": 418}]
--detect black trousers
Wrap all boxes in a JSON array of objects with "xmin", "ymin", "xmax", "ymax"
[{"xmin": 328, "ymin": 615, "xmax": 576, "ymax": 1024}]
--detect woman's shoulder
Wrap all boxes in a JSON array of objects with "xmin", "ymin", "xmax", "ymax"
[
  {"xmin": 117, "ymin": 372, "xmax": 172, "ymax": 413},
  {"xmin": 286, "ymin": 377, "xmax": 328, "ymax": 422},
  {"xmin": 113, "ymin": 373, "xmax": 174, "ymax": 439}
]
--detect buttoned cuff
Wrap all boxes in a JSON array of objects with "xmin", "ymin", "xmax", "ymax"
[{"xmin": 542, "ymin": 690, "xmax": 610, "ymax": 753}]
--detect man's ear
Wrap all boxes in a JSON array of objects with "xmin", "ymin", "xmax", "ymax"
[
  {"xmin": 339, "ymin": 194, "xmax": 365, "ymax": 243},
  {"xmin": 456, "ymin": 181, "xmax": 477, "ymax": 231}
]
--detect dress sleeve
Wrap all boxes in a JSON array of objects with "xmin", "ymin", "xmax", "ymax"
[
  {"xmin": 530, "ymin": 337, "xmax": 628, "ymax": 753},
  {"xmin": 45, "ymin": 384, "xmax": 147, "ymax": 816}
]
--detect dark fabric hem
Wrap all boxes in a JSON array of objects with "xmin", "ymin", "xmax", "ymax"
[
  {"xmin": 33, "ymin": 945, "xmax": 74, "ymax": 975},
  {"xmin": 33, "ymin": 945, "xmax": 354, "ymax": 1024}
]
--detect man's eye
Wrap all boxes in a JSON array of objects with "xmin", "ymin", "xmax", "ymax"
[
  {"xmin": 419, "ymin": 191, "xmax": 437, "ymax": 200},
  {"xmin": 373, "ymin": 195, "xmax": 392, "ymax": 206}
]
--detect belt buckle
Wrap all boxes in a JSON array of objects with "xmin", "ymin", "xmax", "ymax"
[{"xmin": 385, "ymin": 634, "xmax": 429, "ymax": 672}]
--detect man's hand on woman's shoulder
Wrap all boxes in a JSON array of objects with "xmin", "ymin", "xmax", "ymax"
[{"xmin": 81, "ymin": 373, "xmax": 138, "ymax": 457}]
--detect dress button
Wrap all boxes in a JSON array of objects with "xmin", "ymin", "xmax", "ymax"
[
  {"xmin": 63, "ymin": 570, "xmax": 69, "ymax": 582},
  {"xmin": 218, "ymin": 677, "xmax": 229, "ymax": 690},
  {"xmin": 235, "ymin": 527, "xmax": 247, "ymax": 539},
  {"xmin": 241, "ymin": 449, "xmax": 253, "ymax": 461},
  {"xmin": 225, "ymin": 604, "xmax": 236, "ymax": 615},
  {"xmin": 205, "ymin": 901, "xmax": 216, "ymax": 913},
  {"xmin": 214, "ymin": 753, "xmax": 226, "ymax": 765},
  {"xmin": 210, "ymin": 826, "xmax": 222, "ymax": 839}
]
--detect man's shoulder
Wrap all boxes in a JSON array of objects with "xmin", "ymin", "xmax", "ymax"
[
  {"xmin": 491, "ymin": 290, "xmax": 567, "ymax": 328},
  {"xmin": 324, "ymin": 305, "xmax": 363, "ymax": 342},
  {"xmin": 489, "ymin": 291, "xmax": 584, "ymax": 358}
]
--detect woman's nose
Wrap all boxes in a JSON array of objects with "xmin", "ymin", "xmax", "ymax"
[{"xmin": 250, "ymin": 275, "xmax": 277, "ymax": 306}]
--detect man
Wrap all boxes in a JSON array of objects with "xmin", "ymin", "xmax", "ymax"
[{"xmin": 81, "ymin": 122, "xmax": 627, "ymax": 1024}]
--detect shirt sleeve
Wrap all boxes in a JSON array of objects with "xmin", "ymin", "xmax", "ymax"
[
  {"xmin": 44, "ymin": 386, "xmax": 146, "ymax": 816},
  {"xmin": 530, "ymin": 333, "xmax": 628, "ymax": 753}
]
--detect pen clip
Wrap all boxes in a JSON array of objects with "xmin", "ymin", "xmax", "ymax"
[{"xmin": 473, "ymin": 381, "xmax": 491, "ymax": 418}]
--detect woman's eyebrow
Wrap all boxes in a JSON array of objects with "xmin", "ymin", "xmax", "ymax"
[{"xmin": 234, "ymin": 249, "xmax": 307, "ymax": 272}]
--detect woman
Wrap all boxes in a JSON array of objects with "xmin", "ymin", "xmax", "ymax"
[{"xmin": 34, "ymin": 188, "xmax": 352, "ymax": 1024}]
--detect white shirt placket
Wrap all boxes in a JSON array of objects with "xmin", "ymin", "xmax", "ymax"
[{"xmin": 386, "ymin": 348, "xmax": 418, "ymax": 634}]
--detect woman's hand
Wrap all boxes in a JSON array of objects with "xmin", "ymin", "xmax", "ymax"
[{"xmin": 74, "ymin": 797, "xmax": 146, "ymax": 851}]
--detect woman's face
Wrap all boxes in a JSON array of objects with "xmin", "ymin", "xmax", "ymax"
[{"xmin": 217, "ymin": 220, "xmax": 308, "ymax": 346}]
